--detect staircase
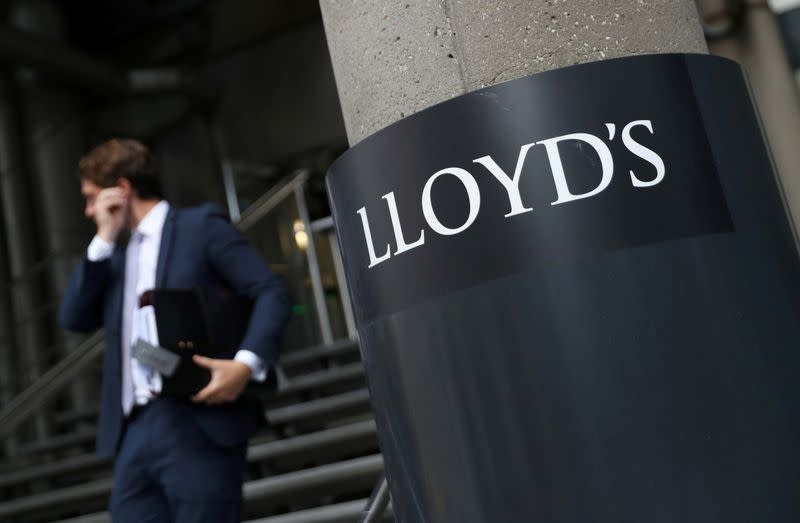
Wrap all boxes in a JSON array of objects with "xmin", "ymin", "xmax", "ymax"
[{"xmin": 0, "ymin": 339, "xmax": 393, "ymax": 523}]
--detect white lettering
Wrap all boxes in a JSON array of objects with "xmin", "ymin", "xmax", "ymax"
[
  {"xmin": 538, "ymin": 132, "xmax": 614, "ymax": 205},
  {"xmin": 355, "ymin": 119, "xmax": 667, "ymax": 269},
  {"xmin": 473, "ymin": 143, "xmax": 536, "ymax": 218},
  {"xmin": 422, "ymin": 168, "xmax": 481, "ymax": 235},
  {"xmin": 622, "ymin": 120, "xmax": 665, "ymax": 187},
  {"xmin": 382, "ymin": 192, "xmax": 425, "ymax": 255},
  {"xmin": 356, "ymin": 206, "xmax": 392, "ymax": 268}
]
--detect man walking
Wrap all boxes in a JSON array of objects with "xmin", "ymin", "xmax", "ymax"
[{"xmin": 60, "ymin": 138, "xmax": 291, "ymax": 522}]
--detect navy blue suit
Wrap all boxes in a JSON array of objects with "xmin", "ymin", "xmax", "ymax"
[{"xmin": 60, "ymin": 203, "xmax": 291, "ymax": 521}]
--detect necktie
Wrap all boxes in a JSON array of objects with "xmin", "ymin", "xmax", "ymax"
[{"xmin": 121, "ymin": 231, "xmax": 143, "ymax": 416}]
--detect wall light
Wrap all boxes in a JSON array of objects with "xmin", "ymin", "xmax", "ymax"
[{"xmin": 293, "ymin": 219, "xmax": 309, "ymax": 250}]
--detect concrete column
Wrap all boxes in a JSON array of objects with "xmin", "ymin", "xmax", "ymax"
[
  {"xmin": 320, "ymin": 1, "xmax": 713, "ymax": 519},
  {"xmin": 11, "ymin": 0, "xmax": 93, "ymax": 411},
  {"xmin": 0, "ymin": 167, "xmax": 19, "ymax": 457},
  {"xmin": 698, "ymin": 0, "xmax": 800, "ymax": 241},
  {"xmin": 0, "ymin": 74, "xmax": 50, "ymax": 443},
  {"xmin": 320, "ymin": 0, "xmax": 707, "ymax": 145}
]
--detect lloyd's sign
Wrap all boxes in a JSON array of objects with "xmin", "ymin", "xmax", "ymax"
[
  {"xmin": 328, "ymin": 54, "xmax": 733, "ymax": 325},
  {"xmin": 358, "ymin": 119, "xmax": 668, "ymax": 268},
  {"xmin": 326, "ymin": 54, "xmax": 800, "ymax": 522}
]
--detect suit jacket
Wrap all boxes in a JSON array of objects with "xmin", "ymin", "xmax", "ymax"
[{"xmin": 59, "ymin": 203, "xmax": 291, "ymax": 459}]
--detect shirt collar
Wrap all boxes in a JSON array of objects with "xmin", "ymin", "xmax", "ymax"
[{"xmin": 134, "ymin": 201, "xmax": 170, "ymax": 238}]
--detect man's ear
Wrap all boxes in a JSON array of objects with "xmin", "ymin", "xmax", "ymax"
[{"xmin": 117, "ymin": 177, "xmax": 133, "ymax": 198}]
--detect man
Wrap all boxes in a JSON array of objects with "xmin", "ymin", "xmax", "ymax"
[{"xmin": 59, "ymin": 139, "xmax": 291, "ymax": 522}]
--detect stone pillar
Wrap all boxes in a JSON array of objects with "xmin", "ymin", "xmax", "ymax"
[
  {"xmin": 320, "ymin": 0, "xmax": 707, "ymax": 145},
  {"xmin": 319, "ymin": 2, "xmax": 777, "ymax": 522}
]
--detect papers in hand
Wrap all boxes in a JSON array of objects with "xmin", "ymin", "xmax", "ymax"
[{"xmin": 131, "ymin": 338, "xmax": 181, "ymax": 377}]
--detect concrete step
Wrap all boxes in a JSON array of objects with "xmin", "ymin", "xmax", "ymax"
[
  {"xmin": 244, "ymin": 454, "xmax": 383, "ymax": 504},
  {"xmin": 1, "ymin": 454, "xmax": 384, "ymax": 522},
  {"xmin": 13, "ymin": 386, "xmax": 372, "ymax": 462},
  {"xmin": 15, "ymin": 430, "xmax": 95, "ymax": 458},
  {"xmin": 51, "ymin": 360, "xmax": 365, "ymax": 430},
  {"xmin": 0, "ymin": 453, "xmax": 108, "ymax": 490},
  {"xmin": 16, "ymin": 428, "xmax": 97, "ymax": 456},
  {"xmin": 0, "ymin": 477, "xmax": 112, "ymax": 521},
  {"xmin": 53, "ymin": 513, "xmax": 109, "ymax": 523},
  {"xmin": 55, "ymin": 497, "xmax": 394, "ymax": 523},
  {"xmin": 280, "ymin": 339, "xmax": 359, "ymax": 370},
  {"xmin": 52, "ymin": 407, "xmax": 99, "ymax": 430},
  {"xmin": 0, "ymin": 419, "xmax": 378, "ymax": 492},
  {"xmin": 248, "ymin": 419, "xmax": 377, "ymax": 463},
  {"xmin": 246, "ymin": 498, "xmax": 393, "ymax": 523},
  {"xmin": 276, "ymin": 362, "xmax": 364, "ymax": 398},
  {"xmin": 267, "ymin": 388, "xmax": 371, "ymax": 426}
]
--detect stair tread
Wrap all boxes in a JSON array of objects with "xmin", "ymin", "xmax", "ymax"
[
  {"xmin": 244, "ymin": 454, "xmax": 383, "ymax": 499},
  {"xmin": 1, "ymin": 416, "xmax": 376, "ymax": 490},
  {"xmin": 17, "ymin": 427, "xmax": 97, "ymax": 455},
  {"xmin": 52, "ymin": 362, "xmax": 365, "ymax": 429},
  {"xmin": 277, "ymin": 362, "xmax": 364, "ymax": 396},
  {"xmin": 14, "ymin": 386, "xmax": 372, "ymax": 460},
  {"xmin": 280, "ymin": 339, "xmax": 359, "ymax": 369},
  {"xmin": 52, "ymin": 406, "xmax": 99, "ymax": 427},
  {"xmin": 0, "ymin": 477, "xmax": 113, "ymax": 519},
  {"xmin": 1, "ymin": 340, "xmax": 376, "ymax": 523},
  {"xmin": 54, "ymin": 513, "xmax": 110, "ymax": 523},
  {"xmin": 0, "ymin": 453, "xmax": 108, "ymax": 489},
  {"xmin": 246, "ymin": 498, "xmax": 392, "ymax": 523},
  {"xmin": 0, "ymin": 417, "xmax": 377, "ymax": 488},
  {"xmin": 248, "ymin": 419, "xmax": 376, "ymax": 461},
  {"xmin": 0, "ymin": 453, "xmax": 384, "ymax": 519},
  {"xmin": 268, "ymin": 388, "xmax": 371, "ymax": 425},
  {"xmin": 53, "ymin": 496, "xmax": 394, "ymax": 523}
]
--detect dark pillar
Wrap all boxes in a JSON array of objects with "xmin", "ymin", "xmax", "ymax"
[
  {"xmin": 322, "ymin": 1, "xmax": 800, "ymax": 521},
  {"xmin": 11, "ymin": 0, "xmax": 93, "ymax": 412},
  {"xmin": 0, "ymin": 73, "xmax": 49, "ymax": 442}
]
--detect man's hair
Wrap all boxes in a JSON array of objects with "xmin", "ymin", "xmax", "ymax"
[{"xmin": 78, "ymin": 138, "xmax": 163, "ymax": 200}]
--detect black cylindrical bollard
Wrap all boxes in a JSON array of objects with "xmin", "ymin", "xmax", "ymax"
[{"xmin": 327, "ymin": 54, "xmax": 800, "ymax": 522}]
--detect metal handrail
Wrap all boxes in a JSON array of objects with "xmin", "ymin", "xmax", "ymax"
[
  {"xmin": 360, "ymin": 476, "xmax": 391, "ymax": 522},
  {"xmin": 295, "ymin": 182, "xmax": 334, "ymax": 345},
  {"xmin": 0, "ymin": 169, "xmax": 312, "ymax": 440},
  {"xmin": 310, "ymin": 215, "xmax": 334, "ymax": 233},
  {"xmin": 236, "ymin": 169, "xmax": 310, "ymax": 232},
  {"xmin": 0, "ymin": 330, "xmax": 104, "ymax": 440}
]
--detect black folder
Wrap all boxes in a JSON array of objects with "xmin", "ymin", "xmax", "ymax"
[{"xmin": 140, "ymin": 288, "xmax": 274, "ymax": 398}]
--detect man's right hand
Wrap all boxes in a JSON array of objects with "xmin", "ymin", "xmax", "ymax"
[{"xmin": 94, "ymin": 188, "xmax": 128, "ymax": 242}]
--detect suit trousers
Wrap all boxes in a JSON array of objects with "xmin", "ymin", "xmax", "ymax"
[{"xmin": 109, "ymin": 397, "xmax": 247, "ymax": 523}]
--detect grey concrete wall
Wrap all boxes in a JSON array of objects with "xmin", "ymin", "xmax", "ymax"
[
  {"xmin": 320, "ymin": 0, "xmax": 708, "ymax": 144},
  {"xmin": 153, "ymin": 116, "xmax": 228, "ymax": 209},
  {"xmin": 208, "ymin": 19, "xmax": 347, "ymax": 167}
]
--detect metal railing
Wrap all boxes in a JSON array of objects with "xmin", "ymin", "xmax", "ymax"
[
  {"xmin": 0, "ymin": 331, "xmax": 104, "ymax": 439},
  {"xmin": 360, "ymin": 476, "xmax": 391, "ymax": 522},
  {"xmin": 311, "ymin": 215, "xmax": 357, "ymax": 340},
  {"xmin": 236, "ymin": 168, "xmax": 309, "ymax": 230},
  {"xmin": 0, "ymin": 167, "xmax": 345, "ymax": 440}
]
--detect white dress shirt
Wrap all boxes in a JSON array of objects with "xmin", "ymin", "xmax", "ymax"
[{"xmin": 87, "ymin": 201, "xmax": 266, "ymax": 414}]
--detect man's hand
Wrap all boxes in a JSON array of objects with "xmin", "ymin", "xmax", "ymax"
[
  {"xmin": 95, "ymin": 187, "xmax": 128, "ymax": 242},
  {"xmin": 191, "ymin": 355, "xmax": 252, "ymax": 405}
]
